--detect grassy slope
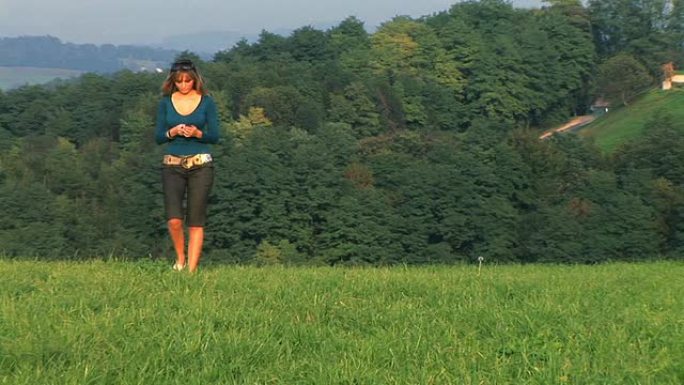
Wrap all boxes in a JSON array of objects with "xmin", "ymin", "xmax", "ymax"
[
  {"xmin": 0, "ymin": 66, "xmax": 83, "ymax": 90},
  {"xmin": 579, "ymin": 87, "xmax": 684, "ymax": 152},
  {"xmin": 1, "ymin": 260, "xmax": 682, "ymax": 384}
]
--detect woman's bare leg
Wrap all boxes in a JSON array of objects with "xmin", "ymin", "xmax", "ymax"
[
  {"xmin": 168, "ymin": 218, "xmax": 186, "ymax": 267},
  {"xmin": 187, "ymin": 226, "xmax": 204, "ymax": 272}
]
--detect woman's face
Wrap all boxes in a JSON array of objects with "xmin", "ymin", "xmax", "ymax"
[{"xmin": 174, "ymin": 72, "xmax": 195, "ymax": 94}]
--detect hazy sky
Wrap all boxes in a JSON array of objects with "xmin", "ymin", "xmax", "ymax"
[{"xmin": 0, "ymin": 0, "xmax": 543, "ymax": 45}]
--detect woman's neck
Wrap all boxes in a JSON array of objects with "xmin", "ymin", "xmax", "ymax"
[{"xmin": 174, "ymin": 90, "xmax": 199, "ymax": 97}]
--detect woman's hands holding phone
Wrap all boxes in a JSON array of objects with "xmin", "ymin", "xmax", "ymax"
[{"xmin": 171, "ymin": 124, "xmax": 202, "ymax": 138}]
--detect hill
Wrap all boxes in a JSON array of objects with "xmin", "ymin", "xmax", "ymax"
[
  {"xmin": 0, "ymin": 66, "xmax": 83, "ymax": 90},
  {"xmin": 0, "ymin": 35, "xmax": 177, "ymax": 73},
  {"xmin": 156, "ymin": 30, "xmax": 252, "ymax": 57},
  {"xmin": 578, "ymin": 87, "xmax": 684, "ymax": 152}
]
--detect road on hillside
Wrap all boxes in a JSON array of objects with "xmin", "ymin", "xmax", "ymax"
[{"xmin": 540, "ymin": 115, "xmax": 596, "ymax": 140}]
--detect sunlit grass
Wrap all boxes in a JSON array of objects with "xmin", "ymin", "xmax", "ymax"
[
  {"xmin": 580, "ymin": 88, "xmax": 684, "ymax": 152},
  {"xmin": 1, "ymin": 260, "xmax": 682, "ymax": 384}
]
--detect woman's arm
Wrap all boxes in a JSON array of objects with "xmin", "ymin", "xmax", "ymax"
[
  {"xmin": 155, "ymin": 99, "xmax": 172, "ymax": 144},
  {"xmin": 198, "ymin": 97, "xmax": 220, "ymax": 144}
]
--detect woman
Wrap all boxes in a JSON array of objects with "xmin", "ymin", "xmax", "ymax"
[{"xmin": 155, "ymin": 59, "xmax": 219, "ymax": 273}]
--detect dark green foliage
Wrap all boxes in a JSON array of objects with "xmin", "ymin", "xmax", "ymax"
[
  {"xmin": 588, "ymin": 0, "xmax": 684, "ymax": 73},
  {"xmin": 597, "ymin": 53, "xmax": 654, "ymax": 106},
  {"xmin": 613, "ymin": 114, "xmax": 684, "ymax": 255},
  {"xmin": 0, "ymin": 183, "xmax": 67, "ymax": 257}
]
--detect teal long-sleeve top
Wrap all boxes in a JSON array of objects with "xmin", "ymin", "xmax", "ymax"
[{"xmin": 155, "ymin": 94, "xmax": 220, "ymax": 155}]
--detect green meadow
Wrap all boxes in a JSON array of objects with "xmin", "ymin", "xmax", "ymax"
[
  {"xmin": 579, "ymin": 87, "xmax": 684, "ymax": 152},
  {"xmin": 1, "ymin": 260, "xmax": 682, "ymax": 384}
]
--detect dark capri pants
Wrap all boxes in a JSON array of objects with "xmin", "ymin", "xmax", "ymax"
[{"xmin": 162, "ymin": 164, "xmax": 214, "ymax": 227}]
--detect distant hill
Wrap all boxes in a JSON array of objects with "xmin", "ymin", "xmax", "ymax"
[
  {"xmin": 156, "ymin": 30, "xmax": 258, "ymax": 58},
  {"xmin": 0, "ymin": 35, "xmax": 178, "ymax": 73},
  {"xmin": 153, "ymin": 23, "xmax": 338, "ymax": 57},
  {"xmin": 0, "ymin": 66, "xmax": 83, "ymax": 90},
  {"xmin": 578, "ymin": 88, "xmax": 684, "ymax": 152}
]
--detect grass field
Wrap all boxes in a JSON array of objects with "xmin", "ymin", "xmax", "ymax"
[
  {"xmin": 579, "ymin": 88, "xmax": 684, "ymax": 152},
  {"xmin": 0, "ymin": 67, "xmax": 83, "ymax": 90},
  {"xmin": 1, "ymin": 260, "xmax": 682, "ymax": 384}
]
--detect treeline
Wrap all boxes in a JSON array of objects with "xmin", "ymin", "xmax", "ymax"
[
  {"xmin": 0, "ymin": 0, "xmax": 682, "ymax": 263},
  {"xmin": 0, "ymin": 36, "xmax": 177, "ymax": 72}
]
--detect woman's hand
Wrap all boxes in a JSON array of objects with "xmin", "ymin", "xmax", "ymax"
[
  {"xmin": 170, "ymin": 124, "xmax": 203, "ymax": 138},
  {"xmin": 170, "ymin": 124, "xmax": 185, "ymax": 137},
  {"xmin": 182, "ymin": 125, "xmax": 203, "ymax": 138}
]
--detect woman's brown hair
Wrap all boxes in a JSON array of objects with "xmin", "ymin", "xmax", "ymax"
[{"xmin": 161, "ymin": 59, "xmax": 207, "ymax": 95}]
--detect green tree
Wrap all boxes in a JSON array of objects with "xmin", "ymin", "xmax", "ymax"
[
  {"xmin": 328, "ymin": 16, "xmax": 370, "ymax": 59},
  {"xmin": 588, "ymin": 0, "xmax": 684, "ymax": 71},
  {"xmin": 613, "ymin": 113, "xmax": 684, "ymax": 254},
  {"xmin": 370, "ymin": 17, "xmax": 430, "ymax": 82},
  {"xmin": 328, "ymin": 81, "xmax": 381, "ymax": 136},
  {"xmin": 290, "ymin": 26, "xmax": 331, "ymax": 63},
  {"xmin": 597, "ymin": 53, "xmax": 654, "ymax": 105},
  {"xmin": 244, "ymin": 86, "xmax": 302, "ymax": 126}
]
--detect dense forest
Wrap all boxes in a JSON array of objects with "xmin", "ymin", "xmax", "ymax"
[
  {"xmin": 0, "ymin": 36, "xmax": 177, "ymax": 72},
  {"xmin": 0, "ymin": 0, "xmax": 682, "ymax": 264}
]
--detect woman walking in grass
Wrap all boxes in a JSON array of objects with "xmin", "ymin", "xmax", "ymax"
[{"xmin": 155, "ymin": 58, "xmax": 219, "ymax": 273}]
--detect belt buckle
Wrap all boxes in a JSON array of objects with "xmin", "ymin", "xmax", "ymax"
[{"xmin": 181, "ymin": 156, "xmax": 193, "ymax": 169}]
